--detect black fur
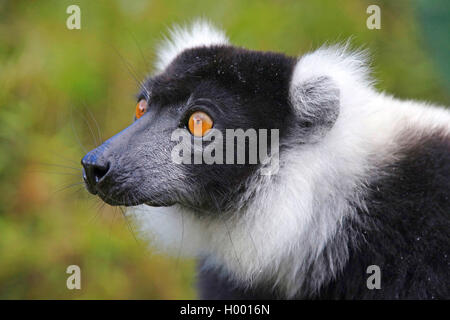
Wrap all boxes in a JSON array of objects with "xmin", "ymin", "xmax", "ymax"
[
  {"xmin": 318, "ymin": 130, "xmax": 450, "ymax": 299},
  {"xmin": 198, "ymin": 130, "xmax": 450, "ymax": 299}
]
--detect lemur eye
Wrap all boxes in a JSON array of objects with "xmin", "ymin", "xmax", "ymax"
[
  {"xmin": 135, "ymin": 99, "xmax": 148, "ymax": 119},
  {"xmin": 188, "ymin": 111, "xmax": 213, "ymax": 137}
]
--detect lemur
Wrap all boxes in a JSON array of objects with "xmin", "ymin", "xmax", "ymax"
[{"xmin": 81, "ymin": 21, "xmax": 450, "ymax": 299}]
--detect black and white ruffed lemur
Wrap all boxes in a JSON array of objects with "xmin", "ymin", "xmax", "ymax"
[{"xmin": 81, "ymin": 21, "xmax": 450, "ymax": 299}]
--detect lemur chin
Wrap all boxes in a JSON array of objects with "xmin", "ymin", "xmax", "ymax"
[{"xmin": 81, "ymin": 20, "xmax": 450, "ymax": 299}]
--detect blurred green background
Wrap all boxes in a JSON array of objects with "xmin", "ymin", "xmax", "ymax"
[{"xmin": 0, "ymin": 0, "xmax": 448, "ymax": 299}]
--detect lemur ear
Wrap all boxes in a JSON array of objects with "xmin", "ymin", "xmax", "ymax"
[{"xmin": 289, "ymin": 75, "xmax": 340, "ymax": 142}]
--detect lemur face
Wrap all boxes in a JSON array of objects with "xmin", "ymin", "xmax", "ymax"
[{"xmin": 81, "ymin": 46, "xmax": 296, "ymax": 212}]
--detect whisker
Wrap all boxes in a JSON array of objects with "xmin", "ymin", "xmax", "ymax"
[
  {"xmin": 70, "ymin": 105, "xmax": 88, "ymax": 154},
  {"xmin": 85, "ymin": 105, "xmax": 103, "ymax": 145},
  {"xmin": 108, "ymin": 205, "xmax": 119, "ymax": 238},
  {"xmin": 126, "ymin": 28, "xmax": 150, "ymax": 73},
  {"xmin": 50, "ymin": 152, "xmax": 81, "ymax": 166},
  {"xmin": 52, "ymin": 181, "xmax": 84, "ymax": 195},
  {"xmin": 35, "ymin": 162, "xmax": 81, "ymax": 171},
  {"xmin": 88, "ymin": 198, "xmax": 107, "ymax": 225},
  {"xmin": 108, "ymin": 44, "xmax": 150, "ymax": 98},
  {"xmin": 67, "ymin": 185, "xmax": 85, "ymax": 198},
  {"xmin": 118, "ymin": 204, "xmax": 140, "ymax": 245},
  {"xmin": 174, "ymin": 207, "xmax": 184, "ymax": 271},
  {"xmin": 29, "ymin": 170, "xmax": 82, "ymax": 177},
  {"xmin": 80, "ymin": 109, "xmax": 99, "ymax": 147},
  {"xmin": 243, "ymin": 218, "xmax": 264, "ymax": 279},
  {"xmin": 222, "ymin": 218, "xmax": 244, "ymax": 274}
]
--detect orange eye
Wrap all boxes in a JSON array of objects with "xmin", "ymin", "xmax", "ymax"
[
  {"xmin": 188, "ymin": 111, "xmax": 213, "ymax": 137},
  {"xmin": 135, "ymin": 99, "xmax": 148, "ymax": 119}
]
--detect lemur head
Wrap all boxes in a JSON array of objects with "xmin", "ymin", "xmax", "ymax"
[{"xmin": 81, "ymin": 21, "xmax": 340, "ymax": 214}]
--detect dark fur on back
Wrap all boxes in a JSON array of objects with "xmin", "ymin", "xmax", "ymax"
[{"xmin": 198, "ymin": 130, "xmax": 450, "ymax": 299}]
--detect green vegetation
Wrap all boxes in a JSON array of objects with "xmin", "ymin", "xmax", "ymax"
[{"xmin": 0, "ymin": 0, "xmax": 448, "ymax": 299}]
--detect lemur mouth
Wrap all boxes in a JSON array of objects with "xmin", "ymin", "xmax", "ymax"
[
  {"xmin": 81, "ymin": 163, "xmax": 173, "ymax": 207},
  {"xmin": 95, "ymin": 190, "xmax": 174, "ymax": 207},
  {"xmin": 144, "ymin": 201, "xmax": 172, "ymax": 207},
  {"xmin": 82, "ymin": 171, "xmax": 174, "ymax": 208},
  {"xmin": 94, "ymin": 187, "xmax": 174, "ymax": 208}
]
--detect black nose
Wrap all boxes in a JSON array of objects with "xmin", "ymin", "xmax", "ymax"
[{"xmin": 81, "ymin": 156, "xmax": 110, "ymax": 194}]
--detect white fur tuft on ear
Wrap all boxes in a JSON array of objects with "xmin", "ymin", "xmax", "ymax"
[
  {"xmin": 289, "ymin": 44, "xmax": 373, "ymax": 114},
  {"xmin": 155, "ymin": 19, "xmax": 229, "ymax": 73}
]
